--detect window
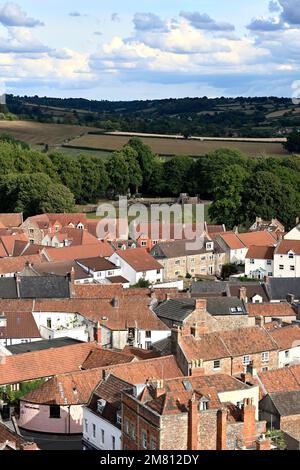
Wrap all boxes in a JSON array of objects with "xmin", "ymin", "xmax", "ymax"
[
  {"xmin": 156, "ymin": 269, "xmax": 161, "ymax": 274},
  {"xmin": 141, "ymin": 241, "xmax": 147, "ymax": 247},
  {"xmin": 175, "ymin": 271, "xmax": 180, "ymax": 276},
  {"xmin": 267, "ymin": 260, "xmax": 272, "ymax": 265},
  {"xmin": 29, "ymin": 239, "xmax": 34, "ymax": 245},
  {"xmin": 290, "ymin": 266, "xmax": 295, "ymax": 271},
  {"xmin": 190, "ymin": 258, "xmax": 195, "ymax": 263},
  {"xmin": 146, "ymin": 331, "xmax": 151, "ymax": 338},
  {"xmin": 145, "ymin": 341, "xmax": 152, "ymax": 350},
  {"xmin": 268, "ymin": 272, "xmax": 273, "ymax": 276},
  {"xmin": 279, "ymin": 265, "xmax": 284, "ymax": 270},
  {"xmin": 112, "ymin": 436, "xmax": 116, "ymax": 450},
  {"xmin": 124, "ymin": 419, "xmax": 130, "ymax": 435},
  {"xmin": 285, "ymin": 350, "xmax": 290, "ymax": 358},
  {"xmin": 142, "ymin": 430, "xmax": 147, "ymax": 449},
  {"xmin": 131, "ymin": 424, "xmax": 136, "ymax": 440},
  {"xmin": 49, "ymin": 405, "xmax": 60, "ymax": 419},
  {"xmin": 175, "ymin": 260, "xmax": 180, "ymax": 265},
  {"xmin": 108, "ymin": 271, "xmax": 114, "ymax": 276},
  {"xmin": 243, "ymin": 355, "xmax": 251, "ymax": 366},
  {"xmin": 92, "ymin": 424, "xmax": 96, "ymax": 438},
  {"xmin": 262, "ymin": 367, "xmax": 268, "ymax": 372},
  {"xmin": 261, "ymin": 352, "xmax": 269, "ymax": 362},
  {"xmin": 213, "ymin": 360, "xmax": 221, "ymax": 370},
  {"xmin": 101, "ymin": 429, "xmax": 105, "ymax": 444},
  {"xmin": 289, "ymin": 252, "xmax": 294, "ymax": 259},
  {"xmin": 150, "ymin": 438, "xmax": 157, "ymax": 450},
  {"xmin": 47, "ymin": 318, "xmax": 52, "ymax": 329},
  {"xmin": 250, "ymin": 259, "xmax": 255, "ymax": 264}
]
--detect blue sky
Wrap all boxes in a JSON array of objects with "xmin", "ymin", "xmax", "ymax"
[{"xmin": 0, "ymin": 1, "xmax": 299, "ymax": 100}]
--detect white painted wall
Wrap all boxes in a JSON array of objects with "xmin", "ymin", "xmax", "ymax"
[
  {"xmin": 109, "ymin": 252, "xmax": 163, "ymax": 285},
  {"xmin": 273, "ymin": 253, "xmax": 300, "ymax": 277},
  {"xmin": 245, "ymin": 258, "xmax": 273, "ymax": 279},
  {"xmin": 284, "ymin": 226, "xmax": 300, "ymax": 241},
  {"xmin": 82, "ymin": 407, "xmax": 121, "ymax": 450},
  {"xmin": 278, "ymin": 347, "xmax": 300, "ymax": 368},
  {"xmin": 219, "ymin": 386, "xmax": 260, "ymax": 420},
  {"xmin": 230, "ymin": 248, "xmax": 248, "ymax": 265}
]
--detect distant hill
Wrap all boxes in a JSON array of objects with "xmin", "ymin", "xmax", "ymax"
[{"xmin": 5, "ymin": 94, "xmax": 300, "ymax": 138}]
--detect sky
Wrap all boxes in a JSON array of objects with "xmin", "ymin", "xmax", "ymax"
[{"xmin": 0, "ymin": 0, "xmax": 300, "ymax": 100}]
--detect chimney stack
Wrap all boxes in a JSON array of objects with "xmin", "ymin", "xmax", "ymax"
[
  {"xmin": 217, "ymin": 408, "xmax": 227, "ymax": 450},
  {"xmin": 242, "ymin": 398, "xmax": 257, "ymax": 447},
  {"xmin": 188, "ymin": 394, "xmax": 198, "ymax": 450},
  {"xmin": 238, "ymin": 287, "xmax": 247, "ymax": 302}
]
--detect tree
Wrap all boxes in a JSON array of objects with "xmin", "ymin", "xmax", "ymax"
[
  {"xmin": 163, "ymin": 155, "xmax": 193, "ymax": 196},
  {"xmin": 0, "ymin": 173, "xmax": 75, "ymax": 217},
  {"xmin": 283, "ymin": 130, "xmax": 300, "ymax": 153},
  {"xmin": 50, "ymin": 151, "xmax": 83, "ymax": 201},
  {"xmin": 78, "ymin": 155, "xmax": 109, "ymax": 203},
  {"xmin": 120, "ymin": 145, "xmax": 143, "ymax": 194},
  {"xmin": 127, "ymin": 138, "xmax": 156, "ymax": 192},
  {"xmin": 221, "ymin": 263, "xmax": 239, "ymax": 280},
  {"xmin": 106, "ymin": 152, "xmax": 130, "ymax": 197},
  {"xmin": 131, "ymin": 278, "xmax": 151, "ymax": 288}
]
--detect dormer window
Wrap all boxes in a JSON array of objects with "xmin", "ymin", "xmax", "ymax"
[
  {"xmin": 199, "ymin": 397, "xmax": 210, "ymax": 411},
  {"xmin": 97, "ymin": 399, "xmax": 106, "ymax": 414},
  {"xmin": 289, "ymin": 252, "xmax": 295, "ymax": 259},
  {"xmin": 206, "ymin": 242, "xmax": 213, "ymax": 251}
]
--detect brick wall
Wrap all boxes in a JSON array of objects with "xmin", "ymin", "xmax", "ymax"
[{"xmin": 231, "ymin": 350, "xmax": 278, "ymax": 376}]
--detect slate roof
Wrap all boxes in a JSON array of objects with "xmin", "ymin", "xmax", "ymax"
[
  {"xmin": 206, "ymin": 297, "xmax": 247, "ymax": 316},
  {"xmin": 6, "ymin": 337, "xmax": 83, "ymax": 355},
  {"xmin": 269, "ymin": 390, "xmax": 300, "ymax": 417},
  {"xmin": 151, "ymin": 238, "xmax": 217, "ymax": 259},
  {"xmin": 0, "ymin": 278, "xmax": 17, "ymax": 298},
  {"xmin": 19, "ymin": 276, "xmax": 70, "ymax": 298},
  {"xmin": 228, "ymin": 283, "xmax": 270, "ymax": 303},
  {"xmin": 76, "ymin": 257, "xmax": 117, "ymax": 272},
  {"xmin": 154, "ymin": 296, "xmax": 247, "ymax": 323},
  {"xmin": 154, "ymin": 298, "xmax": 195, "ymax": 323},
  {"xmin": 190, "ymin": 281, "xmax": 228, "ymax": 295},
  {"xmin": 265, "ymin": 277, "xmax": 300, "ymax": 301}
]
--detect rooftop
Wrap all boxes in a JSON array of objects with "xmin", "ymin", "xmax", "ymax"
[
  {"xmin": 115, "ymin": 248, "xmax": 163, "ymax": 272},
  {"xmin": 0, "ymin": 311, "xmax": 40, "ymax": 340}
]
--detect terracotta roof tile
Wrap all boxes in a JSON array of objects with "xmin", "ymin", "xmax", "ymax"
[
  {"xmin": 269, "ymin": 325, "xmax": 300, "ymax": 350},
  {"xmin": 0, "ymin": 311, "xmax": 40, "ymax": 339},
  {"xmin": 258, "ymin": 365, "xmax": 300, "ymax": 394},
  {"xmin": 44, "ymin": 242, "xmax": 113, "ymax": 262},
  {"xmin": 0, "ymin": 213, "xmax": 23, "ymax": 228},
  {"xmin": 21, "ymin": 368, "xmax": 102, "ymax": 405},
  {"xmin": 115, "ymin": 248, "xmax": 162, "ymax": 271},
  {"xmin": 247, "ymin": 302, "xmax": 296, "ymax": 318},
  {"xmin": 0, "ymin": 341, "xmax": 99, "ymax": 385},
  {"xmin": 246, "ymin": 245, "xmax": 275, "ymax": 260},
  {"xmin": 0, "ymin": 254, "xmax": 46, "ymax": 275},
  {"xmin": 82, "ymin": 349, "xmax": 135, "ymax": 369},
  {"xmin": 275, "ymin": 239, "xmax": 300, "ymax": 256},
  {"xmin": 237, "ymin": 231, "xmax": 277, "ymax": 247},
  {"xmin": 218, "ymin": 232, "xmax": 245, "ymax": 250},
  {"xmin": 108, "ymin": 355, "xmax": 183, "ymax": 384}
]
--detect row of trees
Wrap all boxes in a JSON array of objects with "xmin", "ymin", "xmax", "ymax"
[{"xmin": 1, "ymin": 134, "xmax": 300, "ymax": 227}]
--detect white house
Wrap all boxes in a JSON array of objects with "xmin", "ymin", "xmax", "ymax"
[
  {"xmin": 75, "ymin": 257, "xmax": 129, "ymax": 287},
  {"xmin": 284, "ymin": 224, "xmax": 300, "ymax": 241},
  {"xmin": 32, "ymin": 310, "xmax": 90, "ymax": 342},
  {"xmin": 245, "ymin": 246, "xmax": 275, "ymax": 280},
  {"xmin": 268, "ymin": 325, "xmax": 300, "ymax": 368},
  {"xmin": 273, "ymin": 240, "xmax": 300, "ymax": 278},
  {"xmin": 109, "ymin": 248, "xmax": 163, "ymax": 286},
  {"xmin": 82, "ymin": 374, "xmax": 129, "ymax": 450}
]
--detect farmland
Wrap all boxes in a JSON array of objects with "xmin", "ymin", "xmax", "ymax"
[
  {"xmin": 0, "ymin": 120, "xmax": 99, "ymax": 147},
  {"xmin": 64, "ymin": 133, "xmax": 288, "ymax": 157}
]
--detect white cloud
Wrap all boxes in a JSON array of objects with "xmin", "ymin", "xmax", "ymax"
[{"xmin": 0, "ymin": 2, "xmax": 43, "ymax": 27}]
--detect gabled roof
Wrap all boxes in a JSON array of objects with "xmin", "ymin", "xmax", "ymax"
[
  {"xmin": 218, "ymin": 232, "xmax": 246, "ymax": 250},
  {"xmin": 247, "ymin": 302, "xmax": 296, "ymax": 318},
  {"xmin": 151, "ymin": 238, "xmax": 218, "ymax": 259},
  {"xmin": 190, "ymin": 281, "xmax": 228, "ymax": 295},
  {"xmin": 82, "ymin": 349, "xmax": 135, "ymax": 370},
  {"xmin": 76, "ymin": 257, "xmax": 117, "ymax": 272},
  {"xmin": 0, "ymin": 311, "xmax": 41, "ymax": 339},
  {"xmin": 228, "ymin": 283, "xmax": 269, "ymax": 302},
  {"xmin": 0, "ymin": 254, "xmax": 45, "ymax": 275},
  {"xmin": 268, "ymin": 325, "xmax": 300, "ymax": 350},
  {"xmin": 115, "ymin": 248, "xmax": 162, "ymax": 272},
  {"xmin": 107, "ymin": 355, "xmax": 183, "ymax": 384},
  {"xmin": 0, "ymin": 213, "xmax": 23, "ymax": 228},
  {"xmin": 246, "ymin": 245, "xmax": 275, "ymax": 260},
  {"xmin": 275, "ymin": 239, "xmax": 300, "ymax": 256},
  {"xmin": 258, "ymin": 365, "xmax": 300, "ymax": 394},
  {"xmin": 237, "ymin": 231, "xmax": 277, "ymax": 247},
  {"xmin": 180, "ymin": 326, "xmax": 278, "ymax": 362},
  {"xmin": 21, "ymin": 369, "xmax": 102, "ymax": 406},
  {"xmin": 43, "ymin": 242, "xmax": 113, "ymax": 262},
  {"xmin": 265, "ymin": 277, "xmax": 300, "ymax": 301},
  {"xmin": 154, "ymin": 298, "xmax": 195, "ymax": 323},
  {"xmin": 0, "ymin": 342, "xmax": 99, "ymax": 385}
]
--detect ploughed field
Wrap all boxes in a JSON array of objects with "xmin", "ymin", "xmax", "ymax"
[
  {"xmin": 0, "ymin": 120, "xmax": 99, "ymax": 146},
  {"xmin": 64, "ymin": 133, "xmax": 288, "ymax": 157}
]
